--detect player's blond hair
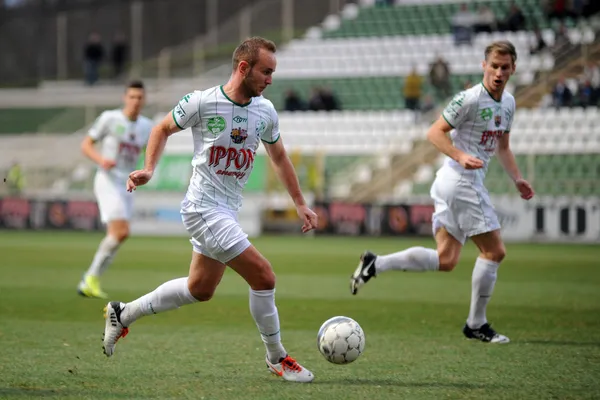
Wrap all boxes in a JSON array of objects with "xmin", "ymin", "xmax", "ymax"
[
  {"xmin": 485, "ymin": 41, "xmax": 517, "ymax": 64},
  {"xmin": 232, "ymin": 36, "xmax": 277, "ymax": 71}
]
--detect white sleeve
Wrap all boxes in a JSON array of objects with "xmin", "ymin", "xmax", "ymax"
[
  {"xmin": 505, "ymin": 98, "xmax": 516, "ymax": 133},
  {"xmin": 88, "ymin": 111, "xmax": 111, "ymax": 141},
  {"xmin": 261, "ymin": 105, "xmax": 280, "ymax": 144},
  {"xmin": 442, "ymin": 90, "xmax": 474, "ymax": 129},
  {"xmin": 172, "ymin": 91, "xmax": 201, "ymax": 129}
]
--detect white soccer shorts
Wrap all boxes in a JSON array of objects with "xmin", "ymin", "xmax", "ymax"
[
  {"xmin": 430, "ymin": 170, "xmax": 500, "ymax": 245},
  {"xmin": 93, "ymin": 171, "xmax": 133, "ymax": 224},
  {"xmin": 180, "ymin": 197, "xmax": 251, "ymax": 264}
]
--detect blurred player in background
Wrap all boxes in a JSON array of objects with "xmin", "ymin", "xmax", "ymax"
[
  {"xmin": 351, "ymin": 41, "xmax": 535, "ymax": 343},
  {"xmin": 102, "ymin": 37, "xmax": 318, "ymax": 383},
  {"xmin": 78, "ymin": 80, "xmax": 153, "ymax": 298}
]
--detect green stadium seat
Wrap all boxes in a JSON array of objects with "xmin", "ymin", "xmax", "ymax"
[{"xmin": 323, "ymin": 0, "xmax": 556, "ymax": 39}]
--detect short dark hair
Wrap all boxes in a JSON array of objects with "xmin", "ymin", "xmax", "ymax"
[
  {"xmin": 232, "ymin": 36, "xmax": 277, "ymax": 70},
  {"xmin": 126, "ymin": 80, "xmax": 145, "ymax": 90},
  {"xmin": 485, "ymin": 40, "xmax": 517, "ymax": 64}
]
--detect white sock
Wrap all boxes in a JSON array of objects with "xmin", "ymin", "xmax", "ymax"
[
  {"xmin": 374, "ymin": 247, "xmax": 440, "ymax": 274},
  {"xmin": 467, "ymin": 257, "xmax": 500, "ymax": 329},
  {"xmin": 249, "ymin": 289, "xmax": 287, "ymax": 363},
  {"xmin": 84, "ymin": 236, "xmax": 120, "ymax": 278},
  {"xmin": 120, "ymin": 277, "xmax": 197, "ymax": 326}
]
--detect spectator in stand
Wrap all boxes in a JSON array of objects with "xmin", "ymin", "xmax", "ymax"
[
  {"xmin": 530, "ymin": 27, "xmax": 548, "ymax": 55},
  {"xmin": 403, "ymin": 66, "xmax": 422, "ymax": 111},
  {"xmin": 474, "ymin": 5, "xmax": 496, "ymax": 33},
  {"xmin": 500, "ymin": 2, "xmax": 526, "ymax": 32},
  {"xmin": 111, "ymin": 32, "xmax": 128, "ymax": 80},
  {"xmin": 284, "ymin": 89, "xmax": 305, "ymax": 112},
  {"xmin": 577, "ymin": 80, "xmax": 595, "ymax": 108},
  {"xmin": 451, "ymin": 3, "xmax": 475, "ymax": 45},
  {"xmin": 308, "ymin": 87, "xmax": 324, "ymax": 111},
  {"xmin": 429, "ymin": 55, "xmax": 451, "ymax": 99},
  {"xmin": 84, "ymin": 32, "xmax": 104, "ymax": 86},
  {"xmin": 552, "ymin": 22, "xmax": 571, "ymax": 56},
  {"xmin": 552, "ymin": 76, "xmax": 573, "ymax": 108},
  {"xmin": 320, "ymin": 86, "xmax": 341, "ymax": 111},
  {"xmin": 582, "ymin": 61, "xmax": 600, "ymax": 105}
]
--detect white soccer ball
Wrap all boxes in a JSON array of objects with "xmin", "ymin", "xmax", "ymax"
[{"xmin": 317, "ymin": 316, "xmax": 365, "ymax": 364}]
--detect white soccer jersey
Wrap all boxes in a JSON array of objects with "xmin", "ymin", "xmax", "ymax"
[
  {"xmin": 441, "ymin": 82, "xmax": 515, "ymax": 183},
  {"xmin": 88, "ymin": 109, "xmax": 153, "ymax": 182},
  {"xmin": 172, "ymin": 85, "xmax": 280, "ymax": 211}
]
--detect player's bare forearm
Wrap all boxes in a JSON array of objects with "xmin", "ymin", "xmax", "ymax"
[
  {"xmin": 80, "ymin": 137, "xmax": 104, "ymax": 166},
  {"xmin": 144, "ymin": 113, "xmax": 182, "ymax": 172},
  {"xmin": 274, "ymin": 156, "xmax": 306, "ymax": 206},
  {"xmin": 496, "ymin": 134, "xmax": 522, "ymax": 181},
  {"xmin": 426, "ymin": 117, "xmax": 463, "ymax": 162},
  {"xmin": 496, "ymin": 147, "xmax": 522, "ymax": 181},
  {"xmin": 143, "ymin": 126, "xmax": 169, "ymax": 172},
  {"xmin": 265, "ymin": 140, "xmax": 306, "ymax": 207}
]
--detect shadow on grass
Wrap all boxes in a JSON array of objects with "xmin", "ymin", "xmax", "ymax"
[
  {"xmin": 520, "ymin": 340, "xmax": 600, "ymax": 347},
  {"xmin": 311, "ymin": 378, "xmax": 496, "ymax": 389}
]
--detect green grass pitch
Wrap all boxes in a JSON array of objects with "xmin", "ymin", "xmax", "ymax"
[{"xmin": 1, "ymin": 231, "xmax": 599, "ymax": 399}]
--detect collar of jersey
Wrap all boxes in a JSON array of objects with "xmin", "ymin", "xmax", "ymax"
[
  {"xmin": 220, "ymin": 85, "xmax": 252, "ymax": 107},
  {"xmin": 480, "ymin": 81, "xmax": 502, "ymax": 103}
]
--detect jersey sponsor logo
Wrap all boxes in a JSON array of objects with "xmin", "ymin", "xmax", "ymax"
[
  {"xmin": 119, "ymin": 142, "xmax": 141, "ymax": 164},
  {"xmin": 232, "ymin": 115, "xmax": 247, "ymax": 123},
  {"xmin": 174, "ymin": 104, "xmax": 186, "ymax": 119},
  {"xmin": 494, "ymin": 115, "xmax": 502, "ymax": 127},
  {"xmin": 480, "ymin": 107, "xmax": 493, "ymax": 121},
  {"xmin": 255, "ymin": 119, "xmax": 267, "ymax": 136},
  {"xmin": 444, "ymin": 92, "xmax": 465, "ymax": 120},
  {"xmin": 207, "ymin": 116, "xmax": 226, "ymax": 134},
  {"xmin": 479, "ymin": 129, "xmax": 505, "ymax": 152},
  {"xmin": 230, "ymin": 127, "xmax": 248, "ymax": 144},
  {"xmin": 208, "ymin": 146, "xmax": 255, "ymax": 172}
]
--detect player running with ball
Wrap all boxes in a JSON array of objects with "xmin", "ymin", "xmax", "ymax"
[{"xmin": 101, "ymin": 37, "xmax": 317, "ymax": 383}]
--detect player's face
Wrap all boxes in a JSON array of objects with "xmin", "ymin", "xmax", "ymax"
[
  {"xmin": 242, "ymin": 49, "xmax": 276, "ymax": 97},
  {"xmin": 123, "ymin": 88, "xmax": 145, "ymax": 116},
  {"xmin": 482, "ymin": 52, "xmax": 515, "ymax": 94}
]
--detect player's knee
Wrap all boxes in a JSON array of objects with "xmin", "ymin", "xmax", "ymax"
[
  {"xmin": 481, "ymin": 246, "xmax": 506, "ymax": 263},
  {"xmin": 115, "ymin": 231, "xmax": 129, "ymax": 242},
  {"xmin": 438, "ymin": 252, "xmax": 460, "ymax": 271},
  {"xmin": 111, "ymin": 227, "xmax": 129, "ymax": 242},
  {"xmin": 187, "ymin": 278, "xmax": 216, "ymax": 302},
  {"xmin": 251, "ymin": 261, "xmax": 276, "ymax": 290}
]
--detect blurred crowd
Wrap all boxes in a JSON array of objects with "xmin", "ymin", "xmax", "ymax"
[
  {"xmin": 83, "ymin": 32, "xmax": 129, "ymax": 85},
  {"xmin": 550, "ymin": 61, "xmax": 600, "ymax": 108},
  {"xmin": 451, "ymin": 0, "xmax": 590, "ymax": 46},
  {"xmin": 284, "ymin": 87, "xmax": 342, "ymax": 112}
]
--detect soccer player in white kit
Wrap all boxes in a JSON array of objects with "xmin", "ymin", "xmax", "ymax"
[
  {"xmin": 351, "ymin": 41, "xmax": 535, "ymax": 343},
  {"xmin": 78, "ymin": 81, "xmax": 153, "ymax": 298},
  {"xmin": 101, "ymin": 37, "xmax": 318, "ymax": 383}
]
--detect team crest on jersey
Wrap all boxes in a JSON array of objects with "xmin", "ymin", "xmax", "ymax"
[
  {"xmin": 494, "ymin": 115, "xmax": 502, "ymax": 127},
  {"xmin": 480, "ymin": 107, "xmax": 493, "ymax": 121},
  {"xmin": 230, "ymin": 128, "xmax": 248, "ymax": 144},
  {"xmin": 207, "ymin": 116, "xmax": 226, "ymax": 135},
  {"xmin": 255, "ymin": 119, "xmax": 267, "ymax": 136}
]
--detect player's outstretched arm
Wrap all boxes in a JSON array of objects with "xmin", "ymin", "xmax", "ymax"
[
  {"xmin": 81, "ymin": 112, "xmax": 116, "ymax": 171},
  {"xmin": 81, "ymin": 136, "xmax": 116, "ymax": 171},
  {"xmin": 263, "ymin": 139, "xmax": 318, "ymax": 233},
  {"xmin": 496, "ymin": 133, "xmax": 534, "ymax": 200},
  {"xmin": 127, "ymin": 113, "xmax": 182, "ymax": 192},
  {"xmin": 426, "ymin": 116, "xmax": 483, "ymax": 170}
]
